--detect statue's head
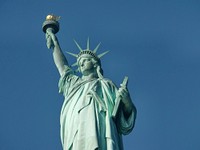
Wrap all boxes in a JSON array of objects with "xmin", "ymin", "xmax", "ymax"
[
  {"xmin": 66, "ymin": 39, "xmax": 108, "ymax": 78},
  {"xmin": 77, "ymin": 52, "xmax": 101, "ymax": 76}
]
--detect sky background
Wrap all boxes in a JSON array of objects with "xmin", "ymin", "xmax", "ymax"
[{"xmin": 0, "ymin": 0, "xmax": 200, "ymax": 150}]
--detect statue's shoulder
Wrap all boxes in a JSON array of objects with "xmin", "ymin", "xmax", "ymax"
[
  {"xmin": 100, "ymin": 78, "xmax": 117, "ymax": 87},
  {"xmin": 59, "ymin": 66, "xmax": 80, "ymax": 85},
  {"xmin": 100, "ymin": 77, "xmax": 111, "ymax": 82},
  {"xmin": 99, "ymin": 78, "xmax": 118, "ymax": 94}
]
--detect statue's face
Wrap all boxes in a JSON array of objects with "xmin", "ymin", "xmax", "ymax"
[{"xmin": 79, "ymin": 55, "xmax": 95, "ymax": 75}]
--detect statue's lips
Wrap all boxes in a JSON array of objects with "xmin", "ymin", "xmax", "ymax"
[{"xmin": 80, "ymin": 66, "xmax": 87, "ymax": 71}]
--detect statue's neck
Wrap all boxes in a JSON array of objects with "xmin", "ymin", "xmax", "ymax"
[{"xmin": 82, "ymin": 72, "xmax": 98, "ymax": 80}]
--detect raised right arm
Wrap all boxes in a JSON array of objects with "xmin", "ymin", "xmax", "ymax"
[{"xmin": 45, "ymin": 28, "xmax": 68, "ymax": 76}]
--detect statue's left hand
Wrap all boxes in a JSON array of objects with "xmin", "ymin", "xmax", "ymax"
[
  {"xmin": 118, "ymin": 87, "xmax": 133, "ymax": 116},
  {"xmin": 118, "ymin": 86, "xmax": 131, "ymax": 104}
]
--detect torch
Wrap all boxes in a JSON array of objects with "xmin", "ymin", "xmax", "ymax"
[{"xmin": 42, "ymin": 14, "xmax": 60, "ymax": 49}]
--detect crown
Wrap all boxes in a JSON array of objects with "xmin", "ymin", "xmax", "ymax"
[
  {"xmin": 77, "ymin": 50, "xmax": 99, "ymax": 61},
  {"xmin": 66, "ymin": 38, "xmax": 109, "ymax": 68}
]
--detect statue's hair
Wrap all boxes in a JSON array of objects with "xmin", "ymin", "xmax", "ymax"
[{"xmin": 91, "ymin": 58, "xmax": 103, "ymax": 76}]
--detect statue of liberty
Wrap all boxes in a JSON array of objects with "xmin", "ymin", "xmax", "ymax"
[{"xmin": 43, "ymin": 15, "xmax": 137, "ymax": 150}]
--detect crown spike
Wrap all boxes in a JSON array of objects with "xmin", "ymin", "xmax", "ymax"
[
  {"xmin": 71, "ymin": 62, "xmax": 78, "ymax": 67},
  {"xmin": 74, "ymin": 39, "xmax": 83, "ymax": 51},
  {"xmin": 87, "ymin": 37, "xmax": 90, "ymax": 50},
  {"xmin": 98, "ymin": 50, "xmax": 109, "ymax": 58},
  {"xmin": 93, "ymin": 42, "xmax": 101, "ymax": 53},
  {"xmin": 66, "ymin": 51, "xmax": 78, "ymax": 57}
]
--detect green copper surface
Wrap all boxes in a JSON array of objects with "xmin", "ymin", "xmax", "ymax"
[{"xmin": 43, "ymin": 15, "xmax": 137, "ymax": 150}]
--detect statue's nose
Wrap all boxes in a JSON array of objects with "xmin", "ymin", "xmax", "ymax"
[{"xmin": 80, "ymin": 63, "xmax": 84, "ymax": 67}]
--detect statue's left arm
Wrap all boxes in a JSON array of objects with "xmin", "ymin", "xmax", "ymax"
[
  {"xmin": 118, "ymin": 87, "xmax": 136, "ymax": 119},
  {"xmin": 117, "ymin": 85, "xmax": 137, "ymax": 134}
]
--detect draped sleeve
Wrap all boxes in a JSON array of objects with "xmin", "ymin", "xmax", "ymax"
[
  {"xmin": 58, "ymin": 65, "xmax": 79, "ymax": 96},
  {"xmin": 118, "ymin": 107, "xmax": 137, "ymax": 135},
  {"xmin": 105, "ymin": 79, "xmax": 137, "ymax": 135}
]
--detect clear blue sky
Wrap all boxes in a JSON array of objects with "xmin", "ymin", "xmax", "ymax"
[{"xmin": 0, "ymin": 0, "xmax": 200, "ymax": 150}]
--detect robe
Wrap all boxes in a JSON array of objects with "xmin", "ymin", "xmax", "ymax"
[{"xmin": 58, "ymin": 66, "xmax": 136, "ymax": 150}]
